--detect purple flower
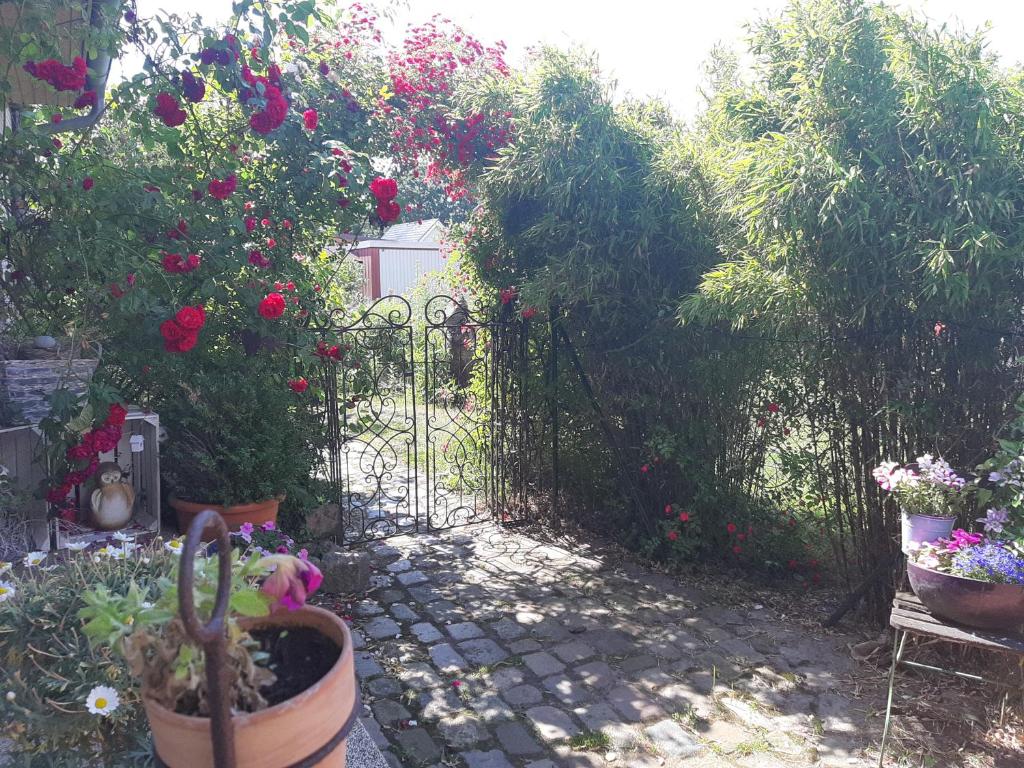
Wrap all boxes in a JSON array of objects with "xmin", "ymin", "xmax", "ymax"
[
  {"xmin": 259, "ymin": 554, "xmax": 323, "ymax": 611},
  {"xmin": 977, "ymin": 507, "xmax": 1010, "ymax": 534},
  {"xmin": 944, "ymin": 529, "xmax": 984, "ymax": 552}
]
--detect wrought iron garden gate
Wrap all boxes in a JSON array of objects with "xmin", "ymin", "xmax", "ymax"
[{"xmin": 310, "ymin": 295, "xmax": 528, "ymax": 545}]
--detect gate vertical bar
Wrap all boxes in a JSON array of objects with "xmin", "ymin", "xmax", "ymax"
[{"xmin": 549, "ymin": 305, "xmax": 559, "ymax": 522}]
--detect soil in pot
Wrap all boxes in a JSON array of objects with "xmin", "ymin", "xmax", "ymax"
[{"xmin": 253, "ymin": 625, "xmax": 341, "ymax": 705}]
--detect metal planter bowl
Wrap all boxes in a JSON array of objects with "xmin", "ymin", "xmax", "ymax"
[{"xmin": 907, "ymin": 561, "xmax": 1024, "ymax": 634}]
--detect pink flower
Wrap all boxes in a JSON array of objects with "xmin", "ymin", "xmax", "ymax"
[
  {"xmin": 82, "ymin": 177, "xmax": 94, "ymax": 190},
  {"xmin": 726, "ymin": 522, "xmax": 737, "ymax": 534},
  {"xmin": 667, "ymin": 530, "xmax": 678, "ymax": 541},
  {"xmin": 259, "ymin": 554, "xmax": 323, "ymax": 611},
  {"xmin": 303, "ymin": 108, "xmax": 318, "ymax": 130}
]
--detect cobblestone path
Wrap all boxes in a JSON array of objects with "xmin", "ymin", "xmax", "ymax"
[{"xmin": 348, "ymin": 524, "xmax": 880, "ymax": 768}]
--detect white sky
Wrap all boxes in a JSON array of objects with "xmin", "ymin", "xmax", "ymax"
[{"xmin": 135, "ymin": 0, "xmax": 1024, "ymax": 119}]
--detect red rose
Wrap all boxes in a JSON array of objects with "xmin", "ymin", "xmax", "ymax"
[
  {"xmin": 207, "ymin": 174, "xmax": 237, "ymax": 200},
  {"xmin": 175, "ymin": 305, "xmax": 206, "ymax": 330},
  {"xmin": 154, "ymin": 91, "xmax": 187, "ymax": 127},
  {"xmin": 303, "ymin": 108, "xmax": 318, "ymax": 130},
  {"xmin": 369, "ymin": 177, "xmax": 398, "ymax": 201},
  {"xmin": 249, "ymin": 250, "xmax": 271, "ymax": 268},
  {"xmin": 726, "ymin": 522, "xmax": 737, "ymax": 534},
  {"xmin": 46, "ymin": 484, "xmax": 72, "ymax": 504},
  {"xmin": 171, "ymin": 332, "xmax": 199, "ymax": 353},
  {"xmin": 245, "ymin": 217, "xmax": 257, "ymax": 232},
  {"xmin": 23, "ymin": 56, "xmax": 86, "ymax": 92},
  {"xmin": 106, "ymin": 403, "xmax": 128, "ymax": 427},
  {"xmin": 667, "ymin": 530, "xmax": 678, "ymax": 541},
  {"xmin": 181, "ymin": 70, "xmax": 206, "ymax": 103},
  {"xmin": 288, "ymin": 377, "xmax": 309, "ymax": 393},
  {"xmin": 376, "ymin": 199, "xmax": 400, "ymax": 223},
  {"xmin": 73, "ymin": 89, "xmax": 97, "ymax": 109},
  {"xmin": 67, "ymin": 442, "xmax": 94, "ymax": 461},
  {"xmin": 159, "ymin": 319, "xmax": 185, "ymax": 342},
  {"xmin": 266, "ymin": 237, "xmax": 277, "ymax": 249},
  {"xmin": 82, "ymin": 177, "xmax": 94, "ymax": 191},
  {"xmin": 92, "ymin": 425, "xmax": 121, "ymax": 453},
  {"xmin": 259, "ymin": 292, "xmax": 286, "ymax": 319}
]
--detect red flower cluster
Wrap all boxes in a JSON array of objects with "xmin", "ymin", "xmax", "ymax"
[
  {"xmin": 207, "ymin": 173, "xmax": 237, "ymax": 200},
  {"xmin": 162, "ymin": 252, "xmax": 201, "ymax": 274},
  {"xmin": 288, "ymin": 378, "xmax": 309, "ymax": 393},
  {"xmin": 47, "ymin": 404, "xmax": 127, "ymax": 505},
  {"xmin": 154, "ymin": 92, "xmax": 187, "ymax": 127},
  {"xmin": 73, "ymin": 90, "xmax": 97, "ymax": 109},
  {"xmin": 23, "ymin": 56, "xmax": 87, "ymax": 92},
  {"xmin": 521, "ymin": 307, "xmax": 538, "ymax": 320},
  {"xmin": 160, "ymin": 305, "xmax": 206, "ymax": 353},
  {"xmin": 248, "ymin": 249, "xmax": 271, "ymax": 268},
  {"xmin": 181, "ymin": 69, "xmax": 206, "ymax": 103},
  {"xmin": 500, "ymin": 287, "xmax": 518, "ymax": 305},
  {"xmin": 258, "ymin": 292, "xmax": 286, "ymax": 319},
  {"xmin": 315, "ymin": 340, "xmax": 342, "ymax": 361},
  {"xmin": 242, "ymin": 65, "xmax": 289, "ymax": 135},
  {"xmin": 303, "ymin": 108, "xmax": 319, "ymax": 130},
  {"xmin": 82, "ymin": 177, "xmax": 94, "ymax": 191},
  {"xmin": 370, "ymin": 176, "xmax": 400, "ymax": 223}
]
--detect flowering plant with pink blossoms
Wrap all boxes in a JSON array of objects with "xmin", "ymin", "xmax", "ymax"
[
  {"xmin": 80, "ymin": 536, "xmax": 322, "ymax": 715},
  {"xmin": 873, "ymin": 454, "xmax": 972, "ymax": 518}
]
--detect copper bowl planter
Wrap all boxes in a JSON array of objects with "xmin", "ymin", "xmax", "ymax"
[{"xmin": 907, "ymin": 561, "xmax": 1024, "ymax": 634}]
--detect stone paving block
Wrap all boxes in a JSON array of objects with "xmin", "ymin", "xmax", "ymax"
[
  {"xmin": 508, "ymin": 639, "xmax": 543, "ymax": 654},
  {"xmin": 386, "ymin": 558, "xmax": 413, "ymax": 572},
  {"xmin": 354, "ymin": 651, "xmax": 383, "ymax": 679},
  {"xmin": 350, "ymin": 629, "xmax": 367, "ymax": 651},
  {"xmin": 606, "ymin": 684, "xmax": 667, "ymax": 722},
  {"xmin": 393, "ymin": 727, "xmax": 441, "ymax": 762},
  {"xmin": 446, "ymin": 621, "xmax": 484, "ymax": 641},
  {"xmin": 371, "ymin": 698, "xmax": 411, "ymax": 726},
  {"xmin": 619, "ymin": 654, "xmax": 657, "ymax": 673},
  {"xmin": 541, "ymin": 674, "xmax": 591, "ymax": 705},
  {"xmin": 377, "ymin": 589, "xmax": 405, "ymax": 604},
  {"xmin": 469, "ymin": 692, "xmax": 516, "ymax": 723},
  {"xmin": 410, "ymin": 622, "xmax": 444, "ymax": 644},
  {"xmin": 502, "ymin": 684, "xmax": 543, "ymax": 708},
  {"xmin": 524, "ymin": 761, "xmax": 558, "ymax": 768},
  {"xmin": 489, "ymin": 666, "xmax": 526, "ymax": 691},
  {"xmin": 551, "ymin": 640, "xmax": 595, "ymax": 664},
  {"xmin": 581, "ymin": 628, "xmax": 635, "ymax": 655},
  {"xmin": 573, "ymin": 661, "xmax": 616, "ymax": 691},
  {"xmin": 459, "ymin": 638, "xmax": 509, "ymax": 666},
  {"xmin": 461, "ymin": 750, "xmax": 515, "ymax": 768},
  {"xmin": 438, "ymin": 714, "xmax": 487, "ymax": 748},
  {"xmin": 644, "ymin": 719, "xmax": 704, "ymax": 757},
  {"xmin": 572, "ymin": 701, "xmax": 626, "ymax": 734},
  {"xmin": 529, "ymin": 618, "xmax": 571, "ymax": 642},
  {"xmin": 396, "ymin": 569, "xmax": 429, "ymax": 586},
  {"xmin": 400, "ymin": 661, "xmax": 443, "ymax": 690},
  {"xmin": 631, "ymin": 668, "xmax": 675, "ymax": 691},
  {"xmin": 390, "ymin": 603, "xmax": 419, "ymax": 622},
  {"xmin": 424, "ymin": 600, "xmax": 464, "ymax": 622},
  {"xmin": 418, "ymin": 687, "xmax": 463, "ymax": 721},
  {"xmin": 354, "ymin": 599, "xmax": 384, "ymax": 617},
  {"xmin": 367, "ymin": 676, "xmax": 403, "ymax": 697},
  {"xmin": 522, "ymin": 651, "xmax": 565, "ymax": 677},
  {"xmin": 525, "ymin": 706, "xmax": 580, "ymax": 742},
  {"xmin": 407, "ymin": 584, "xmax": 444, "ymax": 604},
  {"xmin": 495, "ymin": 721, "xmax": 544, "ymax": 755},
  {"xmin": 491, "ymin": 617, "xmax": 527, "ymax": 640},
  {"xmin": 364, "ymin": 616, "xmax": 402, "ymax": 640},
  {"xmin": 429, "ymin": 643, "xmax": 468, "ymax": 673}
]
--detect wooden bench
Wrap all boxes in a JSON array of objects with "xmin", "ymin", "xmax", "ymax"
[{"xmin": 878, "ymin": 591, "xmax": 1024, "ymax": 766}]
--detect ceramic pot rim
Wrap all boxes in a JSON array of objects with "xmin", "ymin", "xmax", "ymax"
[{"xmin": 907, "ymin": 560, "xmax": 1024, "ymax": 589}]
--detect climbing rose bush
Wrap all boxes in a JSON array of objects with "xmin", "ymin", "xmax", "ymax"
[{"xmin": 1, "ymin": 0, "xmax": 511, "ymax": 518}]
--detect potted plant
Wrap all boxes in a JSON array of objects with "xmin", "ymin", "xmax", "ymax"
[
  {"xmin": 873, "ymin": 455, "xmax": 971, "ymax": 552},
  {"xmin": 79, "ymin": 511, "xmax": 358, "ymax": 767},
  {"xmin": 907, "ymin": 529, "xmax": 1024, "ymax": 632},
  {"xmin": 157, "ymin": 352, "xmax": 321, "ymax": 538}
]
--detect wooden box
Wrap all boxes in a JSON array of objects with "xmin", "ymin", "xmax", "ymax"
[{"xmin": 0, "ymin": 407, "xmax": 161, "ymax": 550}]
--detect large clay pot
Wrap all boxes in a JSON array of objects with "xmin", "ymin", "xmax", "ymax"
[
  {"xmin": 145, "ymin": 605, "xmax": 357, "ymax": 767},
  {"xmin": 170, "ymin": 496, "xmax": 280, "ymax": 541},
  {"xmin": 907, "ymin": 561, "xmax": 1024, "ymax": 633}
]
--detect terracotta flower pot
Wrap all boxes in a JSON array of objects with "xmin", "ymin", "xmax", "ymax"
[
  {"xmin": 145, "ymin": 605, "xmax": 357, "ymax": 767},
  {"xmin": 907, "ymin": 561, "xmax": 1024, "ymax": 633},
  {"xmin": 170, "ymin": 496, "xmax": 281, "ymax": 541}
]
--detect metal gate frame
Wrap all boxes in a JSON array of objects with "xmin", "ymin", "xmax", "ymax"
[{"xmin": 310, "ymin": 295, "xmax": 526, "ymax": 545}]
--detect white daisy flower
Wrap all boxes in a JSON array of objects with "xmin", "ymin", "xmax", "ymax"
[
  {"xmin": 164, "ymin": 538, "xmax": 184, "ymax": 555},
  {"xmin": 0, "ymin": 562, "xmax": 11, "ymax": 576},
  {"xmin": 95, "ymin": 546, "xmax": 125, "ymax": 560},
  {"xmin": 65, "ymin": 541, "xmax": 89, "ymax": 551},
  {"xmin": 0, "ymin": 581, "xmax": 16, "ymax": 602},
  {"xmin": 85, "ymin": 685, "xmax": 120, "ymax": 716},
  {"xmin": 23, "ymin": 551, "xmax": 47, "ymax": 567},
  {"xmin": 112, "ymin": 531, "xmax": 135, "ymax": 542}
]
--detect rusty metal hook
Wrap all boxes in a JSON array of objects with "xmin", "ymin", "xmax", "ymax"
[{"xmin": 178, "ymin": 510, "xmax": 236, "ymax": 768}]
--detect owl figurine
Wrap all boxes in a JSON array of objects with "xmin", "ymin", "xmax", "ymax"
[{"xmin": 90, "ymin": 462, "xmax": 135, "ymax": 531}]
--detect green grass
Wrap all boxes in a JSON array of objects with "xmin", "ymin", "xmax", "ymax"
[{"xmin": 569, "ymin": 730, "xmax": 612, "ymax": 751}]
